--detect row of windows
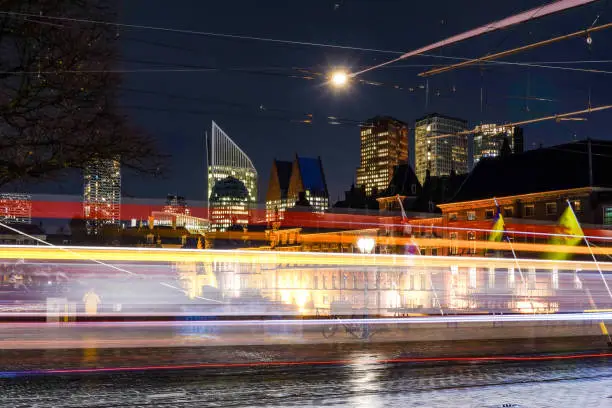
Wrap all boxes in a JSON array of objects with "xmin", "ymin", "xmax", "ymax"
[{"xmin": 448, "ymin": 200, "xmax": 583, "ymax": 221}]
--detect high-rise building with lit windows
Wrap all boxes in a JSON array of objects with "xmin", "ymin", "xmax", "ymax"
[
  {"xmin": 266, "ymin": 155, "xmax": 329, "ymax": 222},
  {"xmin": 163, "ymin": 194, "xmax": 189, "ymax": 215},
  {"xmin": 473, "ymin": 124, "xmax": 524, "ymax": 166},
  {"xmin": 207, "ymin": 121, "xmax": 257, "ymax": 230},
  {"xmin": 414, "ymin": 113, "xmax": 468, "ymax": 185},
  {"xmin": 356, "ymin": 116, "xmax": 408, "ymax": 196},
  {"xmin": 209, "ymin": 176, "xmax": 250, "ymax": 231},
  {"xmin": 83, "ymin": 157, "xmax": 121, "ymax": 235},
  {"xmin": 207, "ymin": 121, "xmax": 257, "ymax": 205}
]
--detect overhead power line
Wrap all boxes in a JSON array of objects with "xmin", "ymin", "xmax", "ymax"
[
  {"xmin": 351, "ymin": 0, "xmax": 599, "ymax": 76},
  {"xmin": 420, "ymin": 22, "xmax": 612, "ymax": 77},
  {"xmin": 4, "ymin": 10, "xmax": 612, "ymax": 78},
  {"xmin": 427, "ymin": 103, "xmax": 612, "ymax": 141},
  {"xmin": 0, "ymin": 10, "xmax": 404, "ymax": 55}
]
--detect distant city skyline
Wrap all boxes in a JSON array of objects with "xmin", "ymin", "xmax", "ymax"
[{"xmin": 113, "ymin": 1, "xmax": 612, "ymax": 203}]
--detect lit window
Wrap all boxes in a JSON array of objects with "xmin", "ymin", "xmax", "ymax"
[
  {"xmin": 467, "ymin": 231, "xmax": 476, "ymax": 254},
  {"xmin": 604, "ymin": 207, "xmax": 612, "ymax": 226},
  {"xmin": 449, "ymin": 232, "xmax": 458, "ymax": 255},
  {"xmin": 467, "ymin": 211, "xmax": 476, "ymax": 221}
]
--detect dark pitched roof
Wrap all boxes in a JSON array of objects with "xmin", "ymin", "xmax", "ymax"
[
  {"xmin": 296, "ymin": 156, "xmax": 328, "ymax": 195},
  {"xmin": 451, "ymin": 139, "xmax": 612, "ymax": 203},
  {"xmin": 274, "ymin": 160, "xmax": 293, "ymax": 197},
  {"xmin": 333, "ymin": 185, "xmax": 379, "ymax": 210},
  {"xmin": 0, "ymin": 223, "xmax": 46, "ymax": 236},
  {"xmin": 379, "ymin": 164, "xmax": 422, "ymax": 197},
  {"xmin": 412, "ymin": 172, "xmax": 468, "ymax": 212}
]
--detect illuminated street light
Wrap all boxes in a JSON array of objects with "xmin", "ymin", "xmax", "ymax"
[
  {"xmin": 330, "ymin": 70, "xmax": 349, "ymax": 88},
  {"xmin": 357, "ymin": 237, "xmax": 375, "ymax": 254}
]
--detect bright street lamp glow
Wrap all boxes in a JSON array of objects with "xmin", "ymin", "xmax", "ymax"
[
  {"xmin": 357, "ymin": 237, "xmax": 375, "ymax": 254},
  {"xmin": 330, "ymin": 71, "xmax": 348, "ymax": 87}
]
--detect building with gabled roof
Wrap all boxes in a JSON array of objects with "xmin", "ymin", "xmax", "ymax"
[
  {"xmin": 288, "ymin": 154, "xmax": 329, "ymax": 214},
  {"xmin": 266, "ymin": 154, "xmax": 330, "ymax": 224},
  {"xmin": 438, "ymin": 139, "xmax": 612, "ymax": 257},
  {"xmin": 376, "ymin": 164, "xmax": 422, "ymax": 213},
  {"xmin": 265, "ymin": 159, "xmax": 293, "ymax": 223}
]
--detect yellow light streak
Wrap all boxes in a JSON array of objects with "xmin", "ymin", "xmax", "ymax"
[{"xmin": 2, "ymin": 245, "xmax": 612, "ymax": 272}]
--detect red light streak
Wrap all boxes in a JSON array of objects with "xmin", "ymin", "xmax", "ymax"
[{"xmin": 15, "ymin": 352, "xmax": 611, "ymax": 376}]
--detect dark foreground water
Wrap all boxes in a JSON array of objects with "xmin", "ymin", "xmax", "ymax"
[{"xmin": 1, "ymin": 351, "xmax": 611, "ymax": 407}]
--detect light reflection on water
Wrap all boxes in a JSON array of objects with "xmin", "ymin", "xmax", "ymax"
[
  {"xmin": 0, "ymin": 348, "xmax": 611, "ymax": 407},
  {"xmin": 348, "ymin": 354, "xmax": 383, "ymax": 408}
]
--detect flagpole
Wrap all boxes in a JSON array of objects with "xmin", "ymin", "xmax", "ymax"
[
  {"xmin": 566, "ymin": 199, "xmax": 612, "ymax": 346},
  {"xmin": 567, "ymin": 200, "xmax": 612, "ymax": 300},
  {"xmin": 411, "ymin": 239, "xmax": 444, "ymax": 316},
  {"xmin": 493, "ymin": 197, "xmax": 534, "ymax": 314}
]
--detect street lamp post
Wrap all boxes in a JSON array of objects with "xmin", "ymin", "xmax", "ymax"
[{"xmin": 356, "ymin": 237, "xmax": 375, "ymax": 338}]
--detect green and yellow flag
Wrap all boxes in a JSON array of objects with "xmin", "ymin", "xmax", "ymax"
[
  {"xmin": 548, "ymin": 203, "xmax": 584, "ymax": 260},
  {"xmin": 489, "ymin": 201, "xmax": 505, "ymax": 242}
]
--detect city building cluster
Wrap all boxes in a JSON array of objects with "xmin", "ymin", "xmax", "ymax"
[{"xmin": 4, "ymin": 109, "xmax": 612, "ymax": 256}]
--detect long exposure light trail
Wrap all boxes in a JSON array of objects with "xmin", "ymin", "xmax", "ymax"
[
  {"xmin": 1, "ymin": 312, "xmax": 611, "ymax": 327},
  {"xmin": 2, "ymin": 352, "xmax": 611, "ymax": 378},
  {"xmin": 2, "ymin": 245, "xmax": 612, "ymax": 271}
]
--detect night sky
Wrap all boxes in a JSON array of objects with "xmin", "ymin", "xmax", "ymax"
[{"xmin": 26, "ymin": 0, "xmax": 612, "ymax": 205}]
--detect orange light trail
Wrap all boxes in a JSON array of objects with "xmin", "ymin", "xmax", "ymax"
[{"xmin": 2, "ymin": 245, "xmax": 612, "ymax": 271}]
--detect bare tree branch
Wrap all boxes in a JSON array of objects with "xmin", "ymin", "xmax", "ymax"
[{"xmin": 0, "ymin": 0, "xmax": 165, "ymax": 187}]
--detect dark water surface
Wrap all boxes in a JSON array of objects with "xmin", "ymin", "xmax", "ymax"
[{"xmin": 1, "ymin": 346, "xmax": 611, "ymax": 407}]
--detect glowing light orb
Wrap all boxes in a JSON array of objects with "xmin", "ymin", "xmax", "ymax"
[{"xmin": 330, "ymin": 71, "xmax": 349, "ymax": 87}]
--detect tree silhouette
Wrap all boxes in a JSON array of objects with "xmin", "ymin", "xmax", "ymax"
[{"xmin": 0, "ymin": 0, "xmax": 164, "ymax": 186}]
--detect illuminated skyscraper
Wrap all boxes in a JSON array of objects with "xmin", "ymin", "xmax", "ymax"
[
  {"xmin": 209, "ymin": 176, "xmax": 250, "ymax": 231},
  {"xmin": 473, "ymin": 124, "xmax": 524, "ymax": 165},
  {"xmin": 415, "ymin": 113, "xmax": 468, "ymax": 185},
  {"xmin": 356, "ymin": 116, "xmax": 408, "ymax": 196},
  {"xmin": 207, "ymin": 121, "xmax": 257, "ymax": 230},
  {"xmin": 83, "ymin": 157, "xmax": 121, "ymax": 234},
  {"xmin": 207, "ymin": 121, "xmax": 257, "ymax": 204},
  {"xmin": 0, "ymin": 193, "xmax": 32, "ymax": 224}
]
